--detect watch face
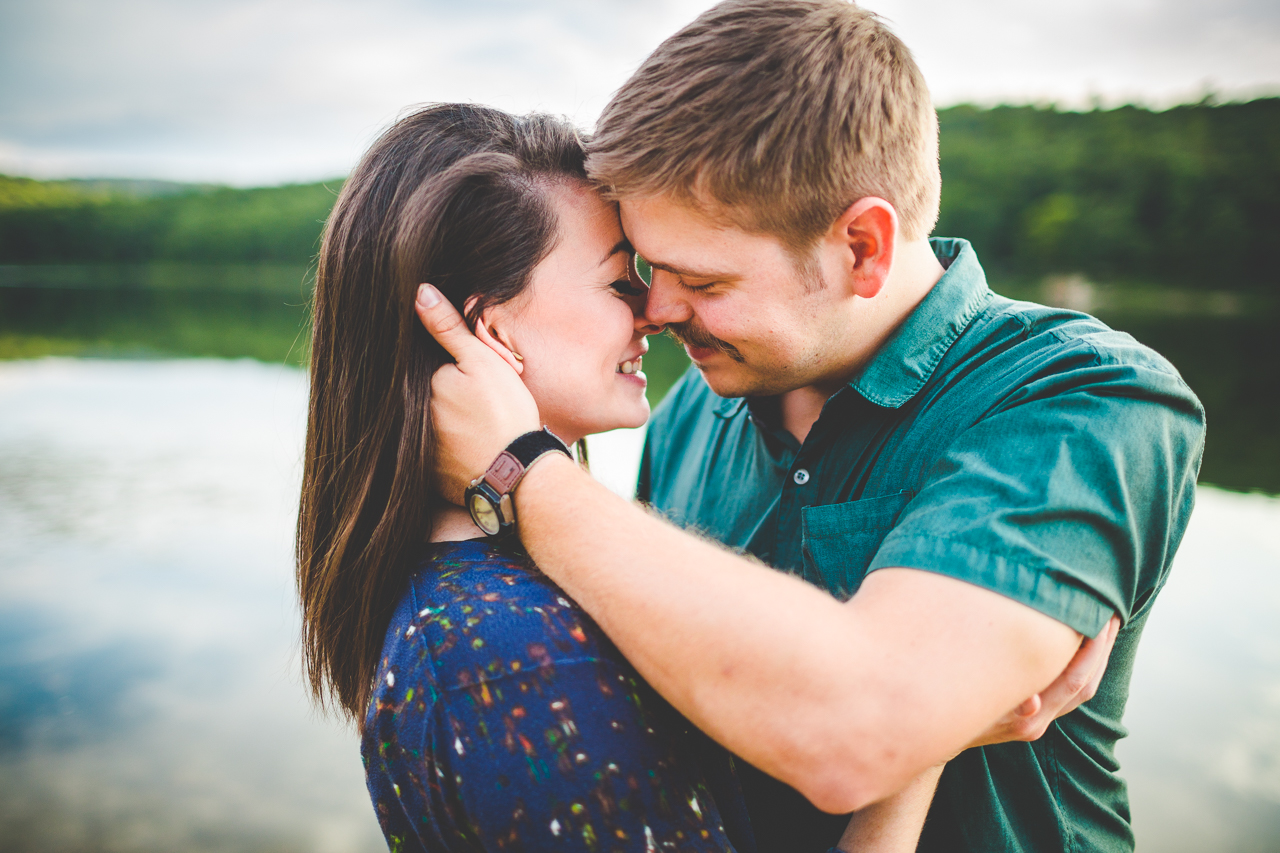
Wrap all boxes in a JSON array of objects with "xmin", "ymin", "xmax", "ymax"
[{"xmin": 469, "ymin": 491, "xmax": 501, "ymax": 536}]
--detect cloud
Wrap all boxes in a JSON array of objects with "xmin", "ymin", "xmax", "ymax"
[
  {"xmin": 0, "ymin": 0, "xmax": 707, "ymax": 182},
  {"xmin": 0, "ymin": 0, "xmax": 1275, "ymax": 183},
  {"xmin": 874, "ymin": 0, "xmax": 1280, "ymax": 106}
]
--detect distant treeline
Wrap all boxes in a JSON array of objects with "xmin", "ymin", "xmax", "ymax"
[
  {"xmin": 935, "ymin": 98, "xmax": 1278, "ymax": 289},
  {"xmin": 2, "ymin": 98, "xmax": 1277, "ymax": 288},
  {"xmin": 0, "ymin": 178, "xmax": 341, "ymax": 264}
]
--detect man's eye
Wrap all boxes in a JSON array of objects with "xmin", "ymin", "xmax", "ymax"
[{"xmin": 680, "ymin": 278, "xmax": 717, "ymax": 292}]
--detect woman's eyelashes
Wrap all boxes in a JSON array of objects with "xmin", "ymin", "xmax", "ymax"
[{"xmin": 609, "ymin": 278, "xmax": 646, "ymax": 297}]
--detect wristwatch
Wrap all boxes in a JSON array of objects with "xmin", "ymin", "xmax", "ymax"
[{"xmin": 465, "ymin": 428, "xmax": 572, "ymax": 536}]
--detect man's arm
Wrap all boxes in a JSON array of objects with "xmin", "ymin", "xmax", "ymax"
[
  {"xmin": 415, "ymin": 285, "xmax": 1110, "ymax": 811},
  {"xmin": 515, "ymin": 454, "xmax": 1081, "ymax": 811},
  {"xmin": 830, "ymin": 616, "xmax": 1117, "ymax": 849}
]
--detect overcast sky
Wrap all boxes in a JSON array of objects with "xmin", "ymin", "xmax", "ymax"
[{"xmin": 1, "ymin": 0, "xmax": 1276, "ymax": 185}]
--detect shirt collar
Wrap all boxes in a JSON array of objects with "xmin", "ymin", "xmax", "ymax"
[{"xmin": 849, "ymin": 237, "xmax": 993, "ymax": 409}]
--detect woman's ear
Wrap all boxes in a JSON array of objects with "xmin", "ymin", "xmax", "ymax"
[{"xmin": 464, "ymin": 295, "xmax": 524, "ymax": 375}]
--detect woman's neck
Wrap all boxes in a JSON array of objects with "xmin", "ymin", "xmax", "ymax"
[
  {"xmin": 428, "ymin": 432, "xmax": 585, "ymax": 543},
  {"xmin": 430, "ymin": 504, "xmax": 488, "ymax": 543}
]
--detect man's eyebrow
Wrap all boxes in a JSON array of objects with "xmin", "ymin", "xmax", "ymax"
[
  {"xmin": 600, "ymin": 238, "xmax": 633, "ymax": 265},
  {"xmin": 644, "ymin": 258, "xmax": 737, "ymax": 280}
]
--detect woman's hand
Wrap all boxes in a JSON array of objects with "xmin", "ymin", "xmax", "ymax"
[{"xmin": 415, "ymin": 284, "xmax": 540, "ymax": 504}]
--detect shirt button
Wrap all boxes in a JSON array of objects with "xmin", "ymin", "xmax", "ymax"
[{"xmin": 793, "ymin": 468, "xmax": 811, "ymax": 485}]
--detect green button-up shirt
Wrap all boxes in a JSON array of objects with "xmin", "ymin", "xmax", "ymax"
[{"xmin": 638, "ymin": 238, "xmax": 1205, "ymax": 853}]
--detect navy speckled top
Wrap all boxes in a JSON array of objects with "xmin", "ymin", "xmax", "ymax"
[{"xmin": 361, "ymin": 539, "xmax": 756, "ymax": 853}]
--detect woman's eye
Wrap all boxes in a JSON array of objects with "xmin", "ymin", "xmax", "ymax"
[{"xmin": 610, "ymin": 279, "xmax": 646, "ymax": 297}]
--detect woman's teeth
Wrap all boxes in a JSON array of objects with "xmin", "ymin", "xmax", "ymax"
[{"xmin": 617, "ymin": 358, "xmax": 642, "ymax": 375}]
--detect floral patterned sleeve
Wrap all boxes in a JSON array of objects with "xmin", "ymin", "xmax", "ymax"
[{"xmin": 362, "ymin": 540, "xmax": 751, "ymax": 853}]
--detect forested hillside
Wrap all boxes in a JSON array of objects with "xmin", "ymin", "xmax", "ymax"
[
  {"xmin": 0, "ymin": 178, "xmax": 340, "ymax": 263},
  {"xmin": 2, "ymin": 98, "xmax": 1276, "ymax": 290},
  {"xmin": 936, "ymin": 98, "xmax": 1278, "ymax": 289}
]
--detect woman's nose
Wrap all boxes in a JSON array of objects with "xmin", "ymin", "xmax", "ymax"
[{"xmin": 634, "ymin": 317, "xmax": 664, "ymax": 336}]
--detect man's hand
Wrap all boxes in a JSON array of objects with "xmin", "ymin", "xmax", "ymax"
[
  {"xmin": 414, "ymin": 284, "xmax": 540, "ymax": 504},
  {"xmin": 967, "ymin": 614, "xmax": 1120, "ymax": 749}
]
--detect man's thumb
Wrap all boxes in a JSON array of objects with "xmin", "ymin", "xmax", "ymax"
[{"xmin": 415, "ymin": 284, "xmax": 474, "ymax": 361}]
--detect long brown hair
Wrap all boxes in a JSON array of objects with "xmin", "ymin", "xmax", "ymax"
[{"xmin": 297, "ymin": 103, "xmax": 587, "ymax": 725}]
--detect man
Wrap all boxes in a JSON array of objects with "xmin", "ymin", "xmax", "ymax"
[{"xmin": 414, "ymin": 1, "xmax": 1205, "ymax": 850}]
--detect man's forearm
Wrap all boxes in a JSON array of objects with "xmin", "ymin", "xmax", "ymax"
[{"xmin": 514, "ymin": 454, "xmax": 1081, "ymax": 811}]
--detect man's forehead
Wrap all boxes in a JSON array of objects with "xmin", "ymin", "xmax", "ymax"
[
  {"xmin": 619, "ymin": 196, "xmax": 754, "ymax": 277},
  {"xmin": 620, "ymin": 192, "xmax": 722, "ymax": 227}
]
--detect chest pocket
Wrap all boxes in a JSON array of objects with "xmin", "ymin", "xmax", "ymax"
[{"xmin": 801, "ymin": 491, "xmax": 914, "ymax": 600}]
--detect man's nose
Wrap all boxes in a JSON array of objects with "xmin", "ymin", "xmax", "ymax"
[{"xmin": 643, "ymin": 270, "xmax": 693, "ymax": 327}]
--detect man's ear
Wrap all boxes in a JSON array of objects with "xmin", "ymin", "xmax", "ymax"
[
  {"xmin": 463, "ymin": 296, "xmax": 524, "ymax": 375},
  {"xmin": 831, "ymin": 197, "xmax": 898, "ymax": 300}
]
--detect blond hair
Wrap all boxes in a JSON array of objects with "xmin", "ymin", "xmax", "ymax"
[{"xmin": 588, "ymin": 0, "xmax": 940, "ymax": 247}]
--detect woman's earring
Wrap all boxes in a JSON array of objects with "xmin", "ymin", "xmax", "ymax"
[{"xmin": 511, "ymin": 352, "xmax": 524, "ymax": 362}]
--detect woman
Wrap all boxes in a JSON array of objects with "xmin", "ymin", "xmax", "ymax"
[
  {"xmin": 298, "ymin": 103, "xmax": 757, "ymax": 853},
  {"xmin": 296, "ymin": 103, "xmax": 930, "ymax": 853}
]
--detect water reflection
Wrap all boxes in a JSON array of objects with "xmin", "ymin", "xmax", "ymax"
[
  {"xmin": 0, "ymin": 291, "xmax": 309, "ymax": 364},
  {"xmin": 0, "ymin": 610, "xmax": 163, "ymax": 750},
  {"xmin": 1119, "ymin": 487, "xmax": 1280, "ymax": 852},
  {"xmin": 0, "ymin": 360, "xmax": 383, "ymax": 853}
]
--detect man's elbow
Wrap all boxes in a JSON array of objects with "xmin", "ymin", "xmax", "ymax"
[
  {"xmin": 800, "ymin": 777, "xmax": 875, "ymax": 814},
  {"xmin": 785, "ymin": 747, "xmax": 908, "ymax": 814}
]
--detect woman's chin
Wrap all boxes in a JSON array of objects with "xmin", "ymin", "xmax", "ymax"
[
  {"xmin": 623, "ymin": 396, "xmax": 651, "ymax": 428},
  {"xmin": 619, "ymin": 410, "xmax": 650, "ymax": 431},
  {"xmin": 584, "ymin": 404, "xmax": 651, "ymax": 437}
]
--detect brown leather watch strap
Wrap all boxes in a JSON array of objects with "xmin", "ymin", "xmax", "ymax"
[{"xmin": 482, "ymin": 451, "xmax": 525, "ymax": 493}]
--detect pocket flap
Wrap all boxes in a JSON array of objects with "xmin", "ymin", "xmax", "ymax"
[{"xmin": 801, "ymin": 491, "xmax": 913, "ymax": 600}]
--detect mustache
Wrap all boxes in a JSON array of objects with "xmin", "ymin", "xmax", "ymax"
[{"xmin": 666, "ymin": 321, "xmax": 746, "ymax": 364}]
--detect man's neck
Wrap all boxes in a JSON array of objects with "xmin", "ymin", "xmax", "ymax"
[{"xmin": 779, "ymin": 238, "xmax": 946, "ymax": 444}]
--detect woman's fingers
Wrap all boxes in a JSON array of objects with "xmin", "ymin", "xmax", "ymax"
[
  {"xmin": 416, "ymin": 284, "xmax": 482, "ymax": 364},
  {"xmin": 413, "ymin": 283, "xmax": 541, "ymax": 499}
]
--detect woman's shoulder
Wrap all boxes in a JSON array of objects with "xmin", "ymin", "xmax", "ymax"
[
  {"xmin": 363, "ymin": 541, "xmax": 740, "ymax": 853},
  {"xmin": 412, "ymin": 538, "xmax": 556, "ymax": 609},
  {"xmin": 377, "ymin": 539, "xmax": 622, "ymax": 698}
]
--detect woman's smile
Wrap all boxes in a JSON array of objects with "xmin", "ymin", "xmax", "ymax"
[{"xmin": 481, "ymin": 179, "xmax": 660, "ymax": 446}]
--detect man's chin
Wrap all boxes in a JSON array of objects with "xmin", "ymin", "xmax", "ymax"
[{"xmin": 696, "ymin": 360, "xmax": 767, "ymax": 399}]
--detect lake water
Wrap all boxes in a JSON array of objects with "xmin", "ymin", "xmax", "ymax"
[{"xmin": 0, "ymin": 357, "xmax": 1277, "ymax": 852}]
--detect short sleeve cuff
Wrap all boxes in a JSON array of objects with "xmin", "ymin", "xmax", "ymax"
[{"xmin": 868, "ymin": 535, "xmax": 1114, "ymax": 637}]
